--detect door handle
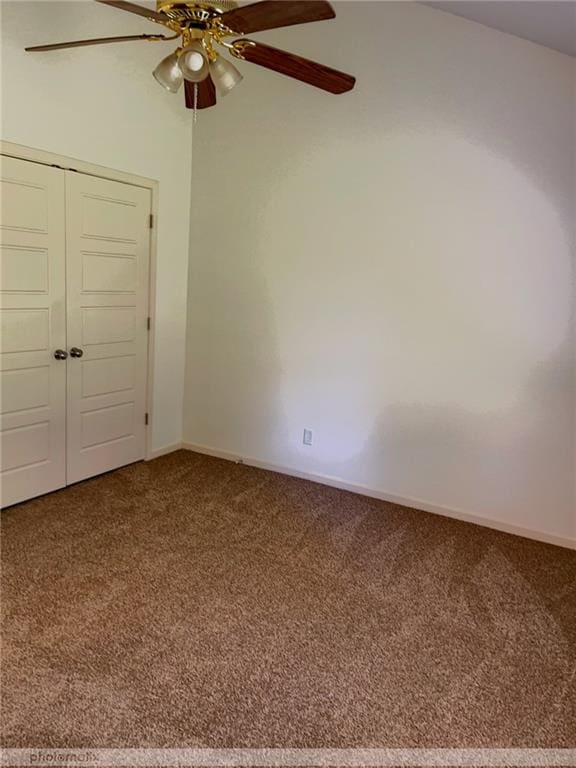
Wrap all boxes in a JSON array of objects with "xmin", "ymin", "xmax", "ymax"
[
  {"xmin": 70, "ymin": 347, "xmax": 84, "ymax": 358},
  {"xmin": 54, "ymin": 349, "xmax": 68, "ymax": 360}
]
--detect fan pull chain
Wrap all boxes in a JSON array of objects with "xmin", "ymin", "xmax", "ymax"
[{"xmin": 189, "ymin": 84, "xmax": 198, "ymax": 166}]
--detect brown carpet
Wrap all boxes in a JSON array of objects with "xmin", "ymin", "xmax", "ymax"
[{"xmin": 1, "ymin": 450, "xmax": 575, "ymax": 748}]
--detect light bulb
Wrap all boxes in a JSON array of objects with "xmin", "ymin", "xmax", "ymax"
[
  {"xmin": 153, "ymin": 51, "xmax": 183, "ymax": 93},
  {"xmin": 179, "ymin": 42, "xmax": 209, "ymax": 83},
  {"xmin": 182, "ymin": 51, "xmax": 204, "ymax": 72}
]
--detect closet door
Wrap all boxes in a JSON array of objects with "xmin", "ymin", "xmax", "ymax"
[
  {"xmin": 65, "ymin": 172, "xmax": 151, "ymax": 484},
  {"xmin": 0, "ymin": 157, "xmax": 67, "ymax": 507}
]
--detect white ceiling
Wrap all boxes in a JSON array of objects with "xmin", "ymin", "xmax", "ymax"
[
  {"xmin": 82, "ymin": 0, "xmax": 576, "ymax": 58},
  {"xmin": 424, "ymin": 1, "xmax": 576, "ymax": 57}
]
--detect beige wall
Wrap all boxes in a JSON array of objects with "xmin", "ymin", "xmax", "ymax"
[
  {"xmin": 1, "ymin": 0, "xmax": 192, "ymax": 452},
  {"xmin": 184, "ymin": 2, "xmax": 576, "ymax": 542}
]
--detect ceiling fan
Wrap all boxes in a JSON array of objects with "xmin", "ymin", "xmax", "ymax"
[{"xmin": 26, "ymin": 0, "xmax": 356, "ymax": 111}]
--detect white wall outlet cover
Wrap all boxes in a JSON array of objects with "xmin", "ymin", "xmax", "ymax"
[{"xmin": 303, "ymin": 429, "xmax": 313, "ymax": 446}]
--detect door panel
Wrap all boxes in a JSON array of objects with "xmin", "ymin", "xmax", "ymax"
[
  {"xmin": 81, "ymin": 355, "xmax": 135, "ymax": 398},
  {"xmin": 82, "ymin": 306, "xmax": 137, "ymax": 345},
  {"xmin": 65, "ymin": 172, "xmax": 150, "ymax": 484},
  {"xmin": 0, "ymin": 157, "xmax": 66, "ymax": 507},
  {"xmin": 1, "ymin": 246, "xmax": 49, "ymax": 291},
  {"xmin": 2, "ymin": 421, "xmax": 50, "ymax": 473},
  {"xmin": 1, "ymin": 365, "xmax": 50, "ymax": 413}
]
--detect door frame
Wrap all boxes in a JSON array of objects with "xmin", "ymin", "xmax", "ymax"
[{"xmin": 0, "ymin": 141, "xmax": 158, "ymax": 461}]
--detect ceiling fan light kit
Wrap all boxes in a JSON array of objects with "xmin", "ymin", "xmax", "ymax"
[{"xmin": 26, "ymin": 0, "xmax": 356, "ymax": 112}]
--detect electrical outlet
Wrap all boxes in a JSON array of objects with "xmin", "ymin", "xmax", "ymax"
[{"xmin": 303, "ymin": 429, "xmax": 313, "ymax": 446}]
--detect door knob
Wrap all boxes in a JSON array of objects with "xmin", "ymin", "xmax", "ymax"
[
  {"xmin": 54, "ymin": 349, "xmax": 68, "ymax": 360},
  {"xmin": 70, "ymin": 347, "xmax": 84, "ymax": 358}
]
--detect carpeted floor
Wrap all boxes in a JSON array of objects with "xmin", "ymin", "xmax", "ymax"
[{"xmin": 1, "ymin": 450, "xmax": 575, "ymax": 748}]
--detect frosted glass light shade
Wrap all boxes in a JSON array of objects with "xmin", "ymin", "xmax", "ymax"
[
  {"xmin": 210, "ymin": 56, "xmax": 243, "ymax": 96},
  {"xmin": 179, "ymin": 43, "xmax": 210, "ymax": 83},
  {"xmin": 153, "ymin": 51, "xmax": 183, "ymax": 93}
]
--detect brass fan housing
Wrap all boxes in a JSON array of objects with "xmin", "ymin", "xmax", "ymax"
[
  {"xmin": 156, "ymin": 0, "xmax": 241, "ymax": 44},
  {"xmin": 156, "ymin": 0, "xmax": 239, "ymax": 17},
  {"xmin": 155, "ymin": 0, "xmax": 244, "ymax": 61}
]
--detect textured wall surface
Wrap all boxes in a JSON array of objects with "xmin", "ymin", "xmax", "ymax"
[{"xmin": 184, "ymin": 2, "xmax": 575, "ymax": 542}]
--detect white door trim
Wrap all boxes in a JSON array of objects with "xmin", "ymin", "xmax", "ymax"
[{"xmin": 1, "ymin": 141, "xmax": 158, "ymax": 461}]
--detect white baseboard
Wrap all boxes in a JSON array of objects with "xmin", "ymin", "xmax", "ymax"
[
  {"xmin": 181, "ymin": 441, "xmax": 576, "ymax": 551},
  {"xmin": 147, "ymin": 442, "xmax": 183, "ymax": 460}
]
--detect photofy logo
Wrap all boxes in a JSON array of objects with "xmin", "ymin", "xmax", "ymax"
[{"xmin": 28, "ymin": 753, "xmax": 99, "ymax": 766}]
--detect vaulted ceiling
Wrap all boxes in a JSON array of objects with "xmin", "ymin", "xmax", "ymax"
[{"xmin": 424, "ymin": 1, "xmax": 576, "ymax": 57}]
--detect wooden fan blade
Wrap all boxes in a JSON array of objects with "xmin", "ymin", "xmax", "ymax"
[
  {"xmin": 25, "ymin": 33, "xmax": 172, "ymax": 52},
  {"xmin": 236, "ymin": 41, "xmax": 355, "ymax": 94},
  {"xmin": 220, "ymin": 0, "xmax": 334, "ymax": 34},
  {"xmin": 94, "ymin": 0, "xmax": 169, "ymax": 24},
  {"xmin": 184, "ymin": 77, "xmax": 217, "ymax": 110}
]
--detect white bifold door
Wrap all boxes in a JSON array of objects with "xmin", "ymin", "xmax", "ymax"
[
  {"xmin": 1, "ymin": 156, "xmax": 151, "ymax": 508},
  {"xmin": 65, "ymin": 172, "xmax": 150, "ymax": 485},
  {"xmin": 0, "ymin": 158, "xmax": 67, "ymax": 505}
]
